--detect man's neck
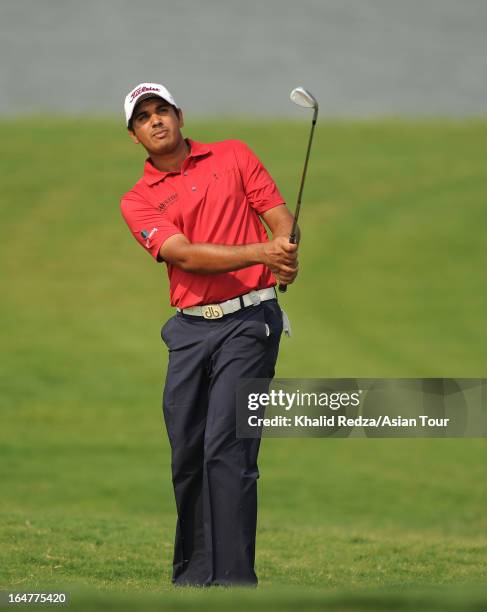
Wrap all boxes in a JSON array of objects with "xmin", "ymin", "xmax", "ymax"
[{"xmin": 150, "ymin": 138, "xmax": 190, "ymax": 173}]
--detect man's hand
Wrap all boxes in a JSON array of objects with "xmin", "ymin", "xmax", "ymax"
[{"xmin": 261, "ymin": 236, "xmax": 299, "ymax": 285}]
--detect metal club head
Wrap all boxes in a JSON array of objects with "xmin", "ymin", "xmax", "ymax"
[{"xmin": 290, "ymin": 86, "xmax": 318, "ymax": 110}]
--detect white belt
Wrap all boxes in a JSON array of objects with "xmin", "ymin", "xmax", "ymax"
[{"xmin": 177, "ymin": 287, "xmax": 277, "ymax": 319}]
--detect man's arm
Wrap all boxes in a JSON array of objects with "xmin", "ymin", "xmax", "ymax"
[
  {"xmin": 159, "ymin": 234, "xmax": 298, "ymax": 284},
  {"xmin": 260, "ymin": 204, "xmax": 300, "ymax": 242},
  {"xmin": 260, "ymin": 204, "xmax": 300, "ymax": 284}
]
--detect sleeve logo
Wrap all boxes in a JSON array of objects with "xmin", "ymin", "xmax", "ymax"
[{"xmin": 140, "ymin": 227, "xmax": 159, "ymax": 248}]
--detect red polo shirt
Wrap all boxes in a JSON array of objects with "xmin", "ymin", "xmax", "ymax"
[{"xmin": 120, "ymin": 139, "xmax": 285, "ymax": 308}]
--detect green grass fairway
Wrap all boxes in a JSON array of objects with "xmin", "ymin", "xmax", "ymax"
[{"xmin": 1, "ymin": 118, "xmax": 487, "ymax": 610}]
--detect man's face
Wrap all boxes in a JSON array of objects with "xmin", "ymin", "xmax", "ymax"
[{"xmin": 128, "ymin": 97, "xmax": 185, "ymax": 156}]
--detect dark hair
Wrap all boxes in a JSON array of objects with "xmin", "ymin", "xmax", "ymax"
[{"xmin": 128, "ymin": 99, "xmax": 180, "ymax": 131}]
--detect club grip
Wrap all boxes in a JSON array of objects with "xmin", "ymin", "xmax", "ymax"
[{"xmin": 278, "ymin": 233, "xmax": 297, "ymax": 294}]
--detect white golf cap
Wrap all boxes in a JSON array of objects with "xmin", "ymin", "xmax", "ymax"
[{"xmin": 124, "ymin": 82, "xmax": 178, "ymax": 126}]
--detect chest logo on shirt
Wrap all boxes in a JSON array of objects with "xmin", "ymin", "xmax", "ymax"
[{"xmin": 158, "ymin": 192, "xmax": 179, "ymax": 213}]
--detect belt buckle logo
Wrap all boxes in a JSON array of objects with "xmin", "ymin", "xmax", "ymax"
[{"xmin": 202, "ymin": 304, "xmax": 224, "ymax": 319}]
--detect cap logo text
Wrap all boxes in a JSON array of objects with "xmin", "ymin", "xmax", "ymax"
[{"xmin": 130, "ymin": 86, "xmax": 160, "ymax": 103}]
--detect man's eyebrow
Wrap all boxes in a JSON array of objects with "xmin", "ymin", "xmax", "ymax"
[{"xmin": 135, "ymin": 103, "xmax": 169, "ymax": 119}]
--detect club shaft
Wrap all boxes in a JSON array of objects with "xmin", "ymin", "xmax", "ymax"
[
  {"xmin": 290, "ymin": 106, "xmax": 318, "ymax": 235},
  {"xmin": 279, "ymin": 106, "xmax": 318, "ymax": 294}
]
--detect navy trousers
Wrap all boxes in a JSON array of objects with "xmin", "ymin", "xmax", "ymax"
[{"xmin": 160, "ymin": 297, "xmax": 283, "ymax": 586}]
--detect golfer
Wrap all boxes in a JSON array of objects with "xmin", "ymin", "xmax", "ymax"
[{"xmin": 120, "ymin": 82, "xmax": 298, "ymax": 587}]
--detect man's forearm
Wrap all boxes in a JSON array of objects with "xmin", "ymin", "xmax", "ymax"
[
  {"xmin": 272, "ymin": 221, "xmax": 300, "ymax": 243},
  {"xmin": 172, "ymin": 242, "xmax": 266, "ymax": 274},
  {"xmin": 275, "ymin": 225, "xmax": 300, "ymax": 243},
  {"xmin": 159, "ymin": 233, "xmax": 298, "ymax": 282}
]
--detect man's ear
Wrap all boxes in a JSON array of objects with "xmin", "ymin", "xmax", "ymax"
[
  {"xmin": 127, "ymin": 128, "xmax": 140, "ymax": 144},
  {"xmin": 177, "ymin": 108, "xmax": 184, "ymax": 129}
]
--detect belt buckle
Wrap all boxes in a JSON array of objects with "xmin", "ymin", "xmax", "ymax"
[{"xmin": 202, "ymin": 304, "xmax": 224, "ymax": 319}]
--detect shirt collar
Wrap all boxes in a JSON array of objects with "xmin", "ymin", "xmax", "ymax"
[{"xmin": 142, "ymin": 138, "xmax": 211, "ymax": 186}]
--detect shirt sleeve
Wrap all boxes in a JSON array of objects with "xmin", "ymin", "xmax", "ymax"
[
  {"xmin": 120, "ymin": 196, "xmax": 182, "ymax": 261},
  {"xmin": 233, "ymin": 140, "xmax": 285, "ymax": 214}
]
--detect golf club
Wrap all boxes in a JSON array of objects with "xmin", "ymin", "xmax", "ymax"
[{"xmin": 279, "ymin": 86, "xmax": 319, "ymax": 293}]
